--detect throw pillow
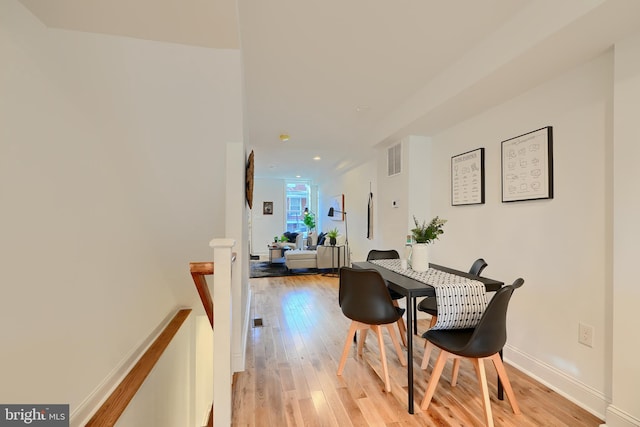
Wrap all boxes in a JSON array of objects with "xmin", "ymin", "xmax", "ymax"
[
  {"xmin": 283, "ymin": 231, "xmax": 298, "ymax": 243},
  {"xmin": 317, "ymin": 232, "xmax": 326, "ymax": 246}
]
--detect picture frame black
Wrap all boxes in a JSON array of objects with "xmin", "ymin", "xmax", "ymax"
[
  {"xmin": 501, "ymin": 126, "xmax": 554, "ymax": 202},
  {"xmin": 263, "ymin": 201, "xmax": 273, "ymax": 215},
  {"xmin": 451, "ymin": 147, "xmax": 485, "ymax": 206}
]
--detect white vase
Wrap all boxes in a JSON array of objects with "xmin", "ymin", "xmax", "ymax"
[{"xmin": 410, "ymin": 243, "xmax": 429, "ymax": 272}]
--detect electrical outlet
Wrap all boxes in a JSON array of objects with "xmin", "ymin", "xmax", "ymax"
[{"xmin": 578, "ymin": 322, "xmax": 593, "ymax": 347}]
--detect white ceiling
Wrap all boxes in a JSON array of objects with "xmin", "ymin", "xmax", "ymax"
[{"xmin": 19, "ymin": 0, "xmax": 640, "ymax": 182}]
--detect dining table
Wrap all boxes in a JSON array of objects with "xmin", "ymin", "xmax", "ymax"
[{"xmin": 351, "ymin": 261, "xmax": 504, "ymax": 414}]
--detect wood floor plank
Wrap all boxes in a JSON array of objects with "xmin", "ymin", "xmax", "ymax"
[{"xmin": 233, "ymin": 274, "xmax": 604, "ymax": 426}]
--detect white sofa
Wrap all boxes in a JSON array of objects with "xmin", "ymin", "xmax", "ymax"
[
  {"xmin": 278, "ymin": 233, "xmax": 304, "ymax": 250},
  {"xmin": 285, "ymin": 233, "xmax": 347, "ymax": 271}
]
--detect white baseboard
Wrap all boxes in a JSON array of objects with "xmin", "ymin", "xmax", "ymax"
[
  {"xmin": 601, "ymin": 405, "xmax": 640, "ymax": 427},
  {"xmin": 70, "ymin": 309, "xmax": 185, "ymax": 427},
  {"xmin": 504, "ymin": 344, "xmax": 609, "ymax": 420}
]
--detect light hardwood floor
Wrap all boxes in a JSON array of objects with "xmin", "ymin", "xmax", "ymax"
[{"xmin": 232, "ymin": 274, "xmax": 603, "ymax": 426}]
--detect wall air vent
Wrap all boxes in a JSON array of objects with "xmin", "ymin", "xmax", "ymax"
[{"xmin": 387, "ymin": 143, "xmax": 402, "ymax": 176}]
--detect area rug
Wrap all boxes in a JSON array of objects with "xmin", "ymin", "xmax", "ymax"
[{"xmin": 250, "ymin": 261, "xmax": 319, "ymax": 278}]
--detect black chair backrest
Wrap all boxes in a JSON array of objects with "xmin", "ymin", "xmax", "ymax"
[
  {"xmin": 469, "ymin": 258, "xmax": 488, "ymax": 276},
  {"xmin": 367, "ymin": 249, "xmax": 400, "ymax": 261},
  {"xmin": 458, "ymin": 278, "xmax": 524, "ymax": 358},
  {"xmin": 339, "ymin": 267, "xmax": 401, "ymax": 325}
]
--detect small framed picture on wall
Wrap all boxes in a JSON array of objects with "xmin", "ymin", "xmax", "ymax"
[{"xmin": 263, "ymin": 201, "xmax": 273, "ymax": 215}]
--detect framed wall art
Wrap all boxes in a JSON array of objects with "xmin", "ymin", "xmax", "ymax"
[
  {"xmin": 329, "ymin": 194, "xmax": 345, "ymax": 221},
  {"xmin": 245, "ymin": 150, "xmax": 254, "ymax": 209},
  {"xmin": 263, "ymin": 201, "xmax": 273, "ymax": 215},
  {"xmin": 451, "ymin": 147, "xmax": 485, "ymax": 206},
  {"xmin": 501, "ymin": 126, "xmax": 553, "ymax": 202}
]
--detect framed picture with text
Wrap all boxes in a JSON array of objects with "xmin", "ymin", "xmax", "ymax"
[
  {"xmin": 501, "ymin": 126, "xmax": 553, "ymax": 202},
  {"xmin": 451, "ymin": 148, "xmax": 485, "ymax": 206}
]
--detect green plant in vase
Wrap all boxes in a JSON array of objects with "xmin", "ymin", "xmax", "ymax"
[
  {"xmin": 410, "ymin": 216, "xmax": 446, "ymax": 271},
  {"xmin": 327, "ymin": 228, "xmax": 339, "ymax": 246},
  {"xmin": 411, "ymin": 216, "xmax": 446, "ymax": 244},
  {"xmin": 303, "ymin": 212, "xmax": 316, "ymax": 232}
]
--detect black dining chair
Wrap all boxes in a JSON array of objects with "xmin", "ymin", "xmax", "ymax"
[
  {"xmin": 336, "ymin": 267, "xmax": 407, "ymax": 392},
  {"xmin": 417, "ymin": 258, "xmax": 488, "ymax": 331},
  {"xmin": 366, "ymin": 249, "xmax": 407, "ymax": 347},
  {"xmin": 420, "ymin": 278, "xmax": 524, "ymax": 427},
  {"xmin": 419, "ymin": 258, "xmax": 488, "ymax": 373}
]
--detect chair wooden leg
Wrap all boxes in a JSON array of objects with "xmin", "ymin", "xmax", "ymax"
[
  {"xmin": 421, "ymin": 340, "xmax": 435, "ymax": 370},
  {"xmin": 420, "ymin": 349, "xmax": 449, "ymax": 410},
  {"xmin": 472, "ymin": 358, "xmax": 494, "ymax": 427},
  {"xmin": 429, "ymin": 315, "xmax": 438, "ymax": 328},
  {"xmin": 337, "ymin": 322, "xmax": 359, "ymax": 376},
  {"xmin": 372, "ymin": 325, "xmax": 392, "ymax": 392},
  {"xmin": 358, "ymin": 327, "xmax": 368, "ymax": 358},
  {"xmin": 392, "ymin": 300, "xmax": 408, "ymax": 347},
  {"xmin": 489, "ymin": 353, "xmax": 521, "ymax": 415},
  {"xmin": 385, "ymin": 324, "xmax": 406, "ymax": 366},
  {"xmin": 420, "ymin": 316, "xmax": 439, "ymax": 370},
  {"xmin": 451, "ymin": 358, "xmax": 461, "ymax": 386},
  {"xmin": 396, "ymin": 317, "xmax": 408, "ymax": 347}
]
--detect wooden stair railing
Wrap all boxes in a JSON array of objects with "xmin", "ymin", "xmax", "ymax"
[
  {"xmin": 190, "ymin": 262, "xmax": 214, "ymax": 328},
  {"xmin": 190, "ymin": 252, "xmax": 235, "ymax": 427},
  {"xmin": 189, "ymin": 253, "xmax": 236, "ymax": 330},
  {"xmin": 86, "ymin": 309, "xmax": 192, "ymax": 426},
  {"xmin": 190, "ymin": 261, "xmax": 215, "ymax": 427}
]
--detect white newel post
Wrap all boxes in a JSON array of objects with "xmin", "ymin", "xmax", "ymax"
[{"xmin": 210, "ymin": 238, "xmax": 236, "ymax": 426}]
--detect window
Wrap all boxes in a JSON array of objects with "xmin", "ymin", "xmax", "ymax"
[{"xmin": 285, "ymin": 181, "xmax": 311, "ymax": 233}]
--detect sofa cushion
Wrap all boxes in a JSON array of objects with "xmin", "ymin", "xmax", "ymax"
[
  {"xmin": 284, "ymin": 249, "xmax": 318, "ymax": 270},
  {"xmin": 283, "ymin": 231, "xmax": 298, "ymax": 243},
  {"xmin": 285, "ymin": 250, "xmax": 317, "ymax": 260}
]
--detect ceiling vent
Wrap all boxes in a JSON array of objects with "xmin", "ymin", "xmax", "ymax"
[{"xmin": 387, "ymin": 143, "xmax": 402, "ymax": 176}]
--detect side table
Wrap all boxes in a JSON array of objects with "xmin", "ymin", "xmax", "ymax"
[
  {"xmin": 322, "ymin": 245, "xmax": 342, "ymax": 276},
  {"xmin": 268, "ymin": 245, "xmax": 287, "ymax": 264}
]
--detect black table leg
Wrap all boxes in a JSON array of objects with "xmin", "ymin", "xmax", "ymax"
[
  {"xmin": 498, "ymin": 349, "xmax": 504, "ymax": 400},
  {"xmin": 406, "ymin": 295, "xmax": 414, "ymax": 413},
  {"xmin": 412, "ymin": 298, "xmax": 418, "ymax": 335}
]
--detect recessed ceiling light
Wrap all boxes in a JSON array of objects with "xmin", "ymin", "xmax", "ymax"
[
  {"xmin": 313, "ymin": 156, "xmax": 321, "ymax": 160},
  {"xmin": 279, "ymin": 134, "xmax": 290, "ymax": 142},
  {"xmin": 296, "ymin": 175, "xmax": 301, "ymax": 178}
]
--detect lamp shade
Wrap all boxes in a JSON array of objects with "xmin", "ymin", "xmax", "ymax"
[{"xmin": 327, "ymin": 207, "xmax": 335, "ymax": 217}]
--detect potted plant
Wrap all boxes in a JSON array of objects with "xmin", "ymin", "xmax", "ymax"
[
  {"xmin": 411, "ymin": 216, "xmax": 446, "ymax": 244},
  {"xmin": 410, "ymin": 216, "xmax": 446, "ymax": 271},
  {"xmin": 327, "ymin": 228, "xmax": 339, "ymax": 246},
  {"xmin": 303, "ymin": 211, "xmax": 316, "ymax": 232}
]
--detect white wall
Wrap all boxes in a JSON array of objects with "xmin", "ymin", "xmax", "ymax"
[
  {"xmin": 427, "ymin": 53, "xmax": 613, "ymax": 417},
  {"xmin": 337, "ymin": 47, "xmax": 620, "ymax": 419},
  {"xmin": 318, "ymin": 160, "xmax": 379, "ymax": 264},
  {"xmin": 376, "ymin": 139, "xmax": 411, "ymax": 254},
  {"xmin": 116, "ymin": 314, "xmax": 195, "ymax": 427},
  {"xmin": 250, "ymin": 178, "xmax": 286, "ymax": 257},
  {"xmin": 609, "ymin": 33, "xmax": 640, "ymax": 427},
  {"xmin": 0, "ymin": 0, "xmax": 242, "ymax": 421}
]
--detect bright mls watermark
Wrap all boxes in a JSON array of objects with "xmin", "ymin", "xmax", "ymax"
[{"xmin": 0, "ymin": 405, "xmax": 68, "ymax": 426}]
